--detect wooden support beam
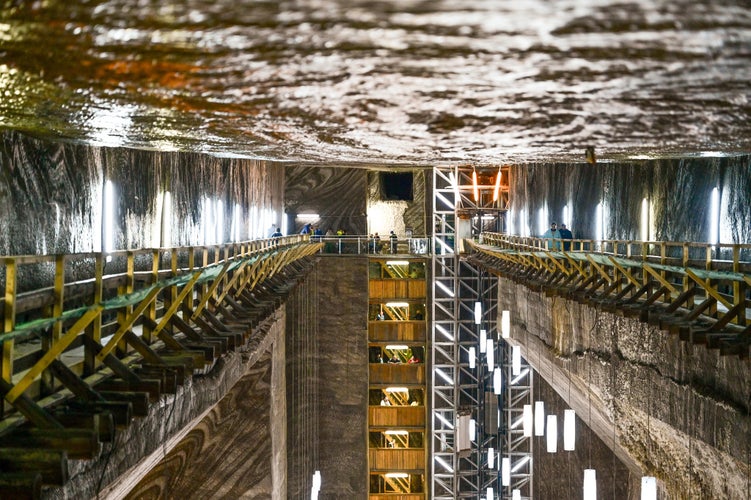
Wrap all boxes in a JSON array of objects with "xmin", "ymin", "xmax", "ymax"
[
  {"xmin": 5, "ymin": 305, "xmax": 104, "ymax": 404},
  {"xmin": 136, "ymin": 365, "xmax": 178, "ymax": 394},
  {"xmin": 48, "ymin": 359, "xmax": 104, "ymax": 402},
  {"xmin": 191, "ymin": 262, "xmax": 232, "ymax": 320},
  {"xmin": 97, "ymin": 391, "xmax": 150, "ymax": 417},
  {"xmin": 0, "ymin": 428, "xmax": 100, "ymax": 460},
  {"xmin": 0, "ymin": 448, "xmax": 68, "ymax": 486},
  {"xmin": 0, "ymin": 379, "xmax": 62, "ymax": 430},
  {"xmin": 96, "ymin": 287, "xmax": 162, "ymax": 362},
  {"xmin": 0, "ymin": 472, "xmax": 42, "ymax": 499},
  {"xmin": 95, "ymin": 378, "xmax": 161, "ymax": 403},
  {"xmin": 122, "ymin": 330, "xmax": 167, "ymax": 366},
  {"xmin": 65, "ymin": 401, "xmax": 132, "ymax": 428},
  {"xmin": 51, "ymin": 411, "xmax": 115, "ymax": 443}
]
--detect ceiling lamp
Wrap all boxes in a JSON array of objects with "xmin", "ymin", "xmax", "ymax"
[
  {"xmin": 493, "ymin": 168, "xmax": 502, "ymax": 202},
  {"xmin": 501, "ymin": 457, "xmax": 510, "ymax": 486},
  {"xmin": 486, "ymin": 339, "xmax": 494, "ymax": 370},
  {"xmin": 583, "ymin": 469, "xmax": 597, "ymax": 500},
  {"xmin": 493, "ymin": 367, "xmax": 502, "ymax": 394},
  {"xmin": 311, "ymin": 470, "xmax": 321, "ymax": 500},
  {"xmin": 564, "ymin": 409, "xmax": 576, "ymax": 451},
  {"xmin": 512, "ymin": 345, "xmax": 521, "ymax": 375},
  {"xmin": 534, "ymin": 401, "xmax": 545, "ymax": 436},
  {"xmin": 472, "ymin": 169, "xmax": 479, "ymax": 201},
  {"xmin": 546, "ymin": 415, "xmax": 557, "ymax": 452},
  {"xmin": 522, "ymin": 404, "xmax": 533, "ymax": 437},
  {"xmin": 641, "ymin": 476, "xmax": 657, "ymax": 500}
]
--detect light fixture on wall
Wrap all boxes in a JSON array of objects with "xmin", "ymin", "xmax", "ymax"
[
  {"xmin": 512, "ymin": 490, "xmax": 521, "ymax": 500},
  {"xmin": 493, "ymin": 367, "xmax": 502, "ymax": 394},
  {"xmin": 501, "ymin": 457, "xmax": 510, "ymax": 486},
  {"xmin": 469, "ymin": 346, "xmax": 476, "ymax": 369},
  {"xmin": 469, "ymin": 418, "xmax": 476, "ymax": 441},
  {"xmin": 474, "ymin": 301, "xmax": 482, "ymax": 324},
  {"xmin": 710, "ymin": 186, "xmax": 720, "ymax": 247},
  {"xmin": 480, "ymin": 329, "xmax": 487, "ymax": 353},
  {"xmin": 485, "ymin": 487, "xmax": 493, "ymax": 500},
  {"xmin": 488, "ymin": 447, "xmax": 495, "ymax": 469},
  {"xmin": 595, "ymin": 202, "xmax": 604, "ymax": 248},
  {"xmin": 640, "ymin": 198, "xmax": 650, "ymax": 242},
  {"xmin": 102, "ymin": 180, "xmax": 116, "ymax": 252},
  {"xmin": 512, "ymin": 345, "xmax": 521, "ymax": 375}
]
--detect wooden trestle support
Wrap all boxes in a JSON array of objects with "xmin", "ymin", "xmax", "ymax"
[
  {"xmin": 465, "ymin": 236, "xmax": 751, "ymax": 358},
  {"xmin": 0, "ymin": 236, "xmax": 321, "ymax": 498}
]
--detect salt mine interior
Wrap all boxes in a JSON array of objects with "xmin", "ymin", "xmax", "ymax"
[{"xmin": 0, "ymin": 1, "xmax": 750, "ymax": 499}]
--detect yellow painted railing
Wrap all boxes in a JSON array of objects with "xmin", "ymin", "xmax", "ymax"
[
  {"xmin": 0, "ymin": 235, "xmax": 320, "ymax": 427},
  {"xmin": 468, "ymin": 233, "xmax": 751, "ymax": 355}
]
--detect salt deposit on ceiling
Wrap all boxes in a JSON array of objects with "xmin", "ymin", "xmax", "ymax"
[{"xmin": 0, "ymin": 0, "xmax": 750, "ymax": 164}]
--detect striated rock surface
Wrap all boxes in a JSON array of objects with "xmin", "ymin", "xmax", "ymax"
[{"xmin": 501, "ymin": 278, "xmax": 751, "ymax": 499}]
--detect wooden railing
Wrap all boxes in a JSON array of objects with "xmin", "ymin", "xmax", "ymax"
[
  {"xmin": 469, "ymin": 233, "xmax": 751, "ymax": 356},
  {"xmin": 0, "ymin": 235, "xmax": 321, "ymax": 492}
]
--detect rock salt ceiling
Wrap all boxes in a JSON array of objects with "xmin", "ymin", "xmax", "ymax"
[{"xmin": 0, "ymin": 0, "xmax": 750, "ymax": 165}]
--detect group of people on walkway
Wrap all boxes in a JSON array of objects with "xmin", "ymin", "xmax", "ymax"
[
  {"xmin": 368, "ymin": 231, "xmax": 399, "ymax": 254},
  {"xmin": 375, "ymin": 353, "xmax": 420, "ymax": 364},
  {"xmin": 542, "ymin": 221, "xmax": 573, "ymax": 250}
]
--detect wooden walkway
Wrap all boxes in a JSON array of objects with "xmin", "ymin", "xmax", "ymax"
[
  {"xmin": 466, "ymin": 233, "xmax": 751, "ymax": 358},
  {"xmin": 0, "ymin": 236, "xmax": 321, "ymax": 498}
]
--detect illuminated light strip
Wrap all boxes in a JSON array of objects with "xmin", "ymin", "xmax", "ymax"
[
  {"xmin": 435, "ymin": 280, "xmax": 455, "ymax": 298},
  {"xmin": 435, "ymin": 456, "xmax": 454, "ymax": 473},
  {"xmin": 386, "ymin": 260, "xmax": 410, "ymax": 266},
  {"xmin": 510, "ymin": 415, "xmax": 524, "ymax": 429},
  {"xmin": 434, "ymin": 412, "xmax": 454, "ymax": 429},
  {"xmin": 493, "ymin": 168, "xmax": 502, "ymax": 201},
  {"xmin": 436, "ymin": 191, "xmax": 455, "ymax": 210},
  {"xmin": 511, "ymin": 456, "xmax": 530, "ymax": 472},
  {"xmin": 511, "ymin": 368, "xmax": 529, "ymax": 385},
  {"xmin": 472, "ymin": 169, "xmax": 479, "ymax": 201},
  {"xmin": 433, "ymin": 237, "xmax": 454, "ymax": 253},
  {"xmin": 435, "ymin": 324, "xmax": 454, "ymax": 341},
  {"xmin": 435, "ymin": 367, "xmax": 453, "ymax": 385}
]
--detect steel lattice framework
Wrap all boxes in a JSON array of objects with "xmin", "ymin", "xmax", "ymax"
[{"xmin": 431, "ymin": 166, "xmax": 533, "ymax": 499}]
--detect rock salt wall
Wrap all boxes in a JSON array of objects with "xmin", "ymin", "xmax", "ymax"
[{"xmin": 501, "ymin": 278, "xmax": 751, "ymax": 499}]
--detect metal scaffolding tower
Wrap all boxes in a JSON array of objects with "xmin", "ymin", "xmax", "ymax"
[{"xmin": 431, "ymin": 165, "xmax": 533, "ymax": 499}]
